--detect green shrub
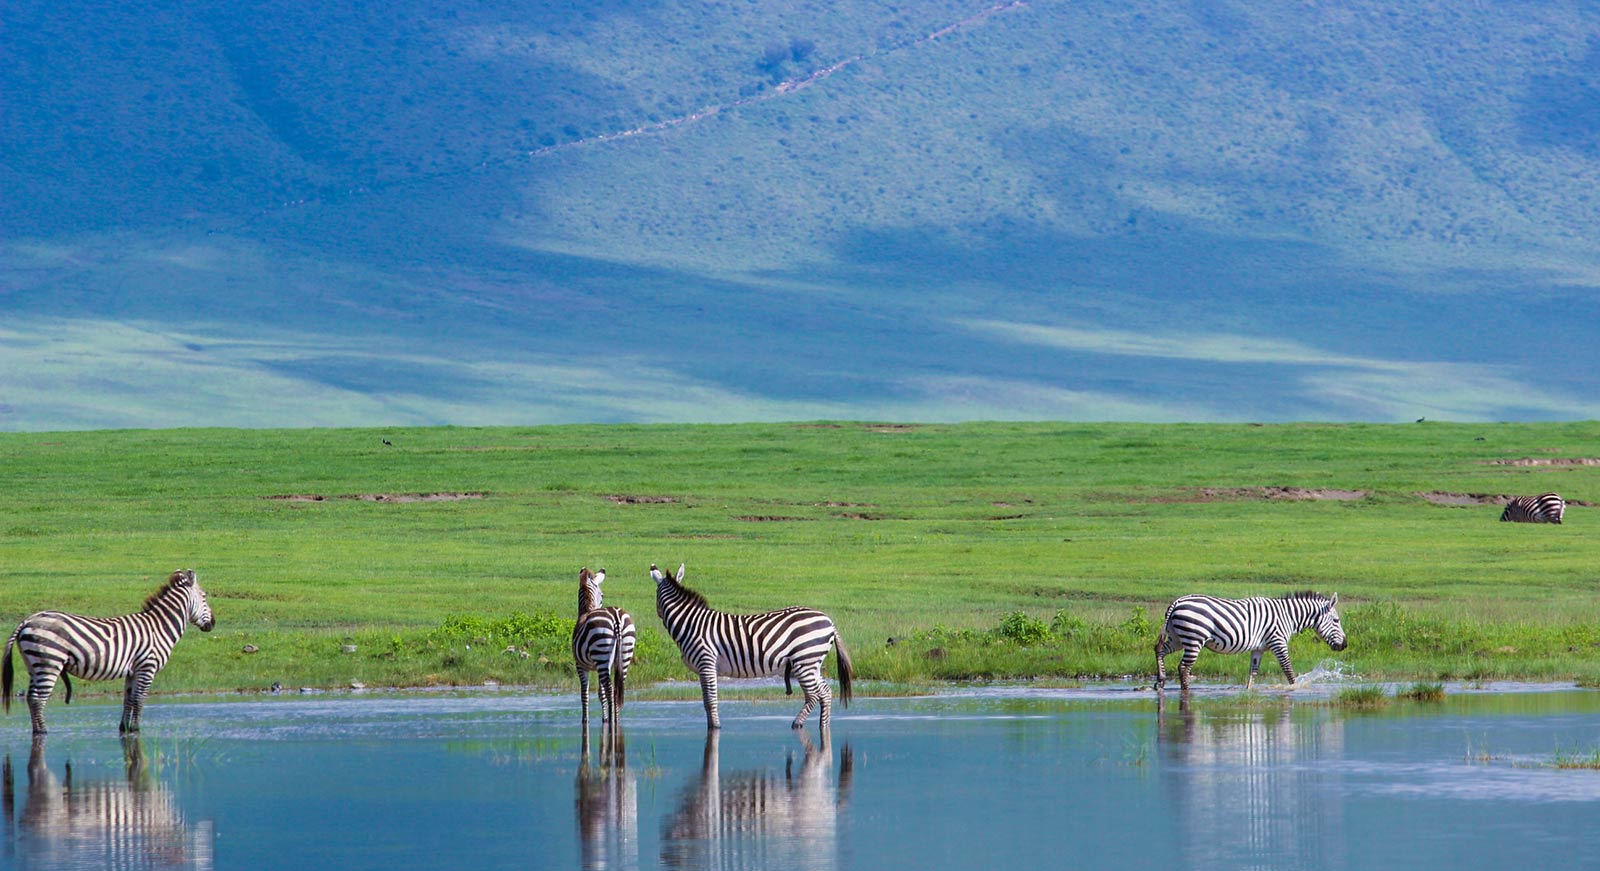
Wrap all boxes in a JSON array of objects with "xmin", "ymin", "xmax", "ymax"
[{"xmin": 996, "ymin": 611, "xmax": 1052, "ymax": 646}]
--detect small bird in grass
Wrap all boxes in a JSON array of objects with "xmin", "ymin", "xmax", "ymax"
[{"xmin": 382, "ymin": 438, "xmax": 393, "ymax": 446}]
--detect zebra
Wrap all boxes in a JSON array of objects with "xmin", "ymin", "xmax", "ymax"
[
  {"xmin": 1153, "ymin": 591, "xmax": 1346, "ymax": 692},
  {"xmin": 572, "ymin": 567, "xmax": 637, "ymax": 728},
  {"xmin": 651, "ymin": 563, "xmax": 852, "ymax": 733},
  {"xmin": 3, "ymin": 569, "xmax": 216, "ymax": 734},
  {"xmin": 1500, "ymin": 492, "xmax": 1565, "ymax": 524}
]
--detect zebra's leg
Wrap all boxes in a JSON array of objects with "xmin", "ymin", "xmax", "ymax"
[
  {"xmin": 597, "ymin": 670, "xmax": 613, "ymax": 728},
  {"xmin": 698, "ymin": 669, "xmax": 721, "ymax": 731},
  {"xmin": 1153, "ymin": 633, "xmax": 1179, "ymax": 690},
  {"xmin": 1247, "ymin": 650, "xmax": 1264, "ymax": 690},
  {"xmin": 1271, "ymin": 641, "xmax": 1297, "ymax": 686},
  {"xmin": 579, "ymin": 666, "xmax": 591, "ymax": 727},
  {"xmin": 25, "ymin": 664, "xmax": 61, "ymax": 736},
  {"xmin": 1177, "ymin": 645, "xmax": 1200, "ymax": 692},
  {"xmin": 120, "ymin": 667, "xmax": 157, "ymax": 734},
  {"xmin": 792, "ymin": 666, "xmax": 828, "ymax": 731}
]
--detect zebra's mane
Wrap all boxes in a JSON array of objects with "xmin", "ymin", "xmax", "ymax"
[
  {"xmin": 142, "ymin": 571, "xmax": 188, "ymax": 612},
  {"xmin": 664, "ymin": 574, "xmax": 712, "ymax": 610},
  {"xmin": 1281, "ymin": 590, "xmax": 1330, "ymax": 603}
]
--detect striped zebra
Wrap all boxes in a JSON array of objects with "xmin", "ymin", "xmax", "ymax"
[
  {"xmin": 1154, "ymin": 591, "xmax": 1346, "ymax": 691},
  {"xmin": 572, "ymin": 567, "xmax": 637, "ymax": 728},
  {"xmin": 651, "ymin": 563, "xmax": 852, "ymax": 733},
  {"xmin": 1500, "ymin": 492, "xmax": 1565, "ymax": 524},
  {"xmin": 3, "ymin": 570, "xmax": 216, "ymax": 734}
]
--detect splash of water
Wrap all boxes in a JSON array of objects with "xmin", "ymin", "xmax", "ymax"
[{"xmin": 1293, "ymin": 659, "xmax": 1362, "ymax": 686}]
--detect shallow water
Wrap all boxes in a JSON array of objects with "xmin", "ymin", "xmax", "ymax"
[{"xmin": 3, "ymin": 684, "xmax": 1598, "ymax": 870}]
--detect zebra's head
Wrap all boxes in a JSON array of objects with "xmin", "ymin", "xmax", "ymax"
[
  {"xmin": 174, "ymin": 569, "xmax": 215, "ymax": 632},
  {"xmin": 650, "ymin": 563, "xmax": 686, "ymax": 587},
  {"xmin": 1314, "ymin": 593, "xmax": 1345, "ymax": 651},
  {"xmin": 649, "ymin": 557, "xmax": 688, "ymax": 592}
]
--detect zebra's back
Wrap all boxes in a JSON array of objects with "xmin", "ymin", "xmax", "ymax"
[
  {"xmin": 1162, "ymin": 595, "xmax": 1280, "ymax": 654},
  {"xmin": 672, "ymin": 606, "xmax": 836, "ymax": 678},
  {"xmin": 14, "ymin": 611, "xmax": 168, "ymax": 681},
  {"xmin": 1500, "ymin": 493, "xmax": 1565, "ymax": 524},
  {"xmin": 573, "ymin": 607, "xmax": 637, "ymax": 670}
]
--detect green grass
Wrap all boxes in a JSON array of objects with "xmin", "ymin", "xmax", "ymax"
[
  {"xmin": 1549, "ymin": 747, "xmax": 1600, "ymax": 770},
  {"xmin": 1397, "ymin": 681, "xmax": 1447, "ymax": 702},
  {"xmin": 3, "ymin": 420, "xmax": 1600, "ymax": 698},
  {"xmin": 1328, "ymin": 686, "xmax": 1390, "ymax": 709}
]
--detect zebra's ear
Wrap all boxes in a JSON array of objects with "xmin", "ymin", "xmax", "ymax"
[
  {"xmin": 594, "ymin": 570, "xmax": 606, "ymax": 584},
  {"xmin": 170, "ymin": 570, "xmax": 190, "ymax": 586},
  {"xmin": 1330, "ymin": 592, "xmax": 1338, "ymax": 606},
  {"xmin": 675, "ymin": 563, "xmax": 686, "ymax": 582}
]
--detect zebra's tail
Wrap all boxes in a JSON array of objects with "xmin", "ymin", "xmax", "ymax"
[
  {"xmin": 834, "ymin": 631, "xmax": 853, "ymax": 709},
  {"xmin": 1, "ymin": 626, "xmax": 15, "ymax": 715},
  {"xmin": 608, "ymin": 640, "xmax": 625, "ymax": 712}
]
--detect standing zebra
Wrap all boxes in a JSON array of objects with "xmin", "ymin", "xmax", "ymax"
[
  {"xmin": 572, "ymin": 567, "xmax": 637, "ymax": 728},
  {"xmin": 651, "ymin": 563, "xmax": 852, "ymax": 733},
  {"xmin": 1154, "ymin": 591, "xmax": 1346, "ymax": 692},
  {"xmin": 3, "ymin": 570, "xmax": 215, "ymax": 734},
  {"xmin": 1500, "ymin": 493, "xmax": 1565, "ymax": 524}
]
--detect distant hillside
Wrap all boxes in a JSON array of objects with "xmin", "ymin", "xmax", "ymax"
[{"xmin": 5, "ymin": 1, "xmax": 1600, "ymax": 429}]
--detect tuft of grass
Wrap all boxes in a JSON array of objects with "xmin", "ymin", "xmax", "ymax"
[
  {"xmin": 1397, "ymin": 681, "xmax": 1446, "ymax": 702},
  {"xmin": 1329, "ymin": 685, "xmax": 1390, "ymax": 709},
  {"xmin": 1549, "ymin": 747, "xmax": 1600, "ymax": 770}
]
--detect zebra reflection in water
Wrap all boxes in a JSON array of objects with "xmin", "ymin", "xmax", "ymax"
[
  {"xmin": 1157, "ymin": 695, "xmax": 1347, "ymax": 871},
  {"xmin": 3, "ymin": 736, "xmax": 214, "ymax": 870},
  {"xmin": 575, "ymin": 724, "xmax": 638, "ymax": 871},
  {"xmin": 660, "ymin": 731, "xmax": 854, "ymax": 871}
]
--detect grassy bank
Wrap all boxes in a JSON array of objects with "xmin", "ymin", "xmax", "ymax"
[{"xmin": 2, "ymin": 420, "xmax": 1599, "ymax": 698}]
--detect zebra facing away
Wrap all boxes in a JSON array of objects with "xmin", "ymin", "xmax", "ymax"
[
  {"xmin": 1154, "ymin": 591, "xmax": 1346, "ymax": 692},
  {"xmin": 3, "ymin": 570, "xmax": 215, "ymax": 735},
  {"xmin": 572, "ymin": 567, "xmax": 637, "ymax": 728},
  {"xmin": 1500, "ymin": 493, "xmax": 1565, "ymax": 524},
  {"xmin": 651, "ymin": 563, "xmax": 852, "ymax": 733}
]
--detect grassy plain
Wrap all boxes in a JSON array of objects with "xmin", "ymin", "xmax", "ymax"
[{"xmin": 2, "ymin": 421, "xmax": 1599, "ymax": 700}]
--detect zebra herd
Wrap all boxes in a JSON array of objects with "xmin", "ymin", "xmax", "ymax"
[{"xmin": 0, "ymin": 489, "xmax": 1567, "ymax": 734}]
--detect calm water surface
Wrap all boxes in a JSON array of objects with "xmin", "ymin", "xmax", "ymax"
[{"xmin": 3, "ymin": 683, "xmax": 1598, "ymax": 870}]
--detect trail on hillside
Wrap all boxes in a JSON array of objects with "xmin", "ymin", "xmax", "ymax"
[
  {"xmin": 212, "ymin": 1, "xmax": 1029, "ymax": 235},
  {"xmin": 515, "ymin": 1, "xmax": 1028, "ymax": 160}
]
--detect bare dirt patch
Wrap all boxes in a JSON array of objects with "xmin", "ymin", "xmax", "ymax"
[
  {"xmin": 605, "ymin": 494, "xmax": 680, "ymax": 504},
  {"xmin": 1420, "ymin": 491, "xmax": 1511, "ymax": 506},
  {"xmin": 1194, "ymin": 487, "xmax": 1368, "ymax": 501},
  {"xmin": 1487, "ymin": 458, "xmax": 1600, "ymax": 467},
  {"xmin": 865, "ymin": 424, "xmax": 921, "ymax": 433},
  {"xmin": 734, "ymin": 515, "xmax": 813, "ymax": 522},
  {"xmin": 263, "ymin": 492, "xmax": 485, "ymax": 503},
  {"xmin": 834, "ymin": 512, "xmax": 884, "ymax": 520},
  {"xmin": 1421, "ymin": 491, "xmax": 1592, "ymax": 507}
]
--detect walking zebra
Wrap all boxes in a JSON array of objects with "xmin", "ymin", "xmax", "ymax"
[
  {"xmin": 1500, "ymin": 493, "xmax": 1565, "ymax": 524},
  {"xmin": 1154, "ymin": 591, "xmax": 1346, "ymax": 692},
  {"xmin": 572, "ymin": 567, "xmax": 636, "ymax": 728},
  {"xmin": 3, "ymin": 570, "xmax": 215, "ymax": 734},
  {"xmin": 651, "ymin": 563, "xmax": 852, "ymax": 733}
]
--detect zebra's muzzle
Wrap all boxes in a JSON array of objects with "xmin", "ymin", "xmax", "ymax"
[
  {"xmin": 199, "ymin": 619, "xmax": 216, "ymax": 632},
  {"xmin": 1330, "ymin": 639, "xmax": 1347, "ymax": 651}
]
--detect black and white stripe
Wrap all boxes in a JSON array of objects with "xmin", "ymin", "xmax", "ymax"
[
  {"xmin": 572, "ymin": 567, "xmax": 636, "ymax": 728},
  {"xmin": 1500, "ymin": 492, "xmax": 1565, "ymax": 524},
  {"xmin": 651, "ymin": 563, "xmax": 852, "ymax": 733},
  {"xmin": 1153, "ymin": 591, "xmax": 1346, "ymax": 691},
  {"xmin": 3, "ymin": 570, "xmax": 215, "ymax": 734}
]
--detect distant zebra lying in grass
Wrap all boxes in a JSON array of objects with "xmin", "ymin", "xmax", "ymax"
[
  {"xmin": 1154, "ymin": 591, "xmax": 1346, "ymax": 692},
  {"xmin": 1500, "ymin": 493, "xmax": 1565, "ymax": 524}
]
